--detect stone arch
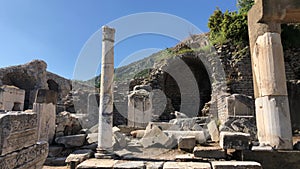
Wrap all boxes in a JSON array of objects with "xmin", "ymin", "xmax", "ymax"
[
  {"xmin": 1, "ymin": 71, "xmax": 36, "ymax": 110},
  {"xmin": 47, "ymin": 79, "xmax": 59, "ymax": 93},
  {"xmin": 158, "ymin": 51, "xmax": 227, "ymax": 119}
]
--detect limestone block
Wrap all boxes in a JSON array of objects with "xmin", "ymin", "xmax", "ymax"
[
  {"xmin": 163, "ymin": 162, "xmax": 211, "ymax": 169},
  {"xmin": 255, "ymin": 96, "xmax": 293, "ymax": 149},
  {"xmin": 0, "ymin": 85, "xmax": 25, "ymax": 111},
  {"xmin": 34, "ymin": 103, "xmax": 56, "ymax": 143},
  {"xmin": 164, "ymin": 131, "xmax": 206, "ymax": 144},
  {"xmin": 141, "ymin": 125, "xmax": 174, "ymax": 148},
  {"xmin": 178, "ymin": 136, "xmax": 196, "ymax": 151},
  {"xmin": 253, "ymin": 32, "xmax": 287, "ymax": 97},
  {"xmin": 76, "ymin": 159, "xmax": 114, "ymax": 169},
  {"xmin": 0, "ymin": 141, "xmax": 48, "ymax": 169},
  {"xmin": 114, "ymin": 160, "xmax": 145, "ymax": 169},
  {"xmin": 211, "ymin": 161, "xmax": 262, "ymax": 169},
  {"xmin": 146, "ymin": 162, "xmax": 164, "ymax": 169},
  {"xmin": 207, "ymin": 120, "xmax": 220, "ymax": 142},
  {"xmin": 65, "ymin": 149, "xmax": 94, "ymax": 164},
  {"xmin": 225, "ymin": 94, "xmax": 254, "ymax": 116},
  {"xmin": 0, "ymin": 112, "xmax": 38, "ymax": 156},
  {"xmin": 87, "ymin": 133, "xmax": 98, "ymax": 144},
  {"xmin": 220, "ymin": 132, "xmax": 250, "ymax": 150},
  {"xmin": 193, "ymin": 146, "xmax": 226, "ymax": 159},
  {"xmin": 55, "ymin": 134, "xmax": 86, "ymax": 148}
]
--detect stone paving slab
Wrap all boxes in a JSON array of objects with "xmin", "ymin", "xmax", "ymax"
[
  {"xmin": 163, "ymin": 162, "xmax": 211, "ymax": 169},
  {"xmin": 193, "ymin": 146, "xmax": 226, "ymax": 159},
  {"xmin": 114, "ymin": 160, "xmax": 145, "ymax": 169},
  {"xmin": 211, "ymin": 161, "xmax": 262, "ymax": 169},
  {"xmin": 76, "ymin": 159, "xmax": 115, "ymax": 169}
]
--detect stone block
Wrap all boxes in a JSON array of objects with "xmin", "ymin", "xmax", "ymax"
[
  {"xmin": 207, "ymin": 120, "xmax": 219, "ymax": 142},
  {"xmin": 220, "ymin": 132, "xmax": 250, "ymax": 150},
  {"xmin": 225, "ymin": 94, "xmax": 254, "ymax": 117},
  {"xmin": 34, "ymin": 102, "xmax": 56, "ymax": 143},
  {"xmin": 114, "ymin": 160, "xmax": 145, "ymax": 169},
  {"xmin": 113, "ymin": 131, "xmax": 127, "ymax": 150},
  {"xmin": 35, "ymin": 89, "xmax": 57, "ymax": 104},
  {"xmin": 66, "ymin": 149, "xmax": 94, "ymax": 168},
  {"xmin": 48, "ymin": 145, "xmax": 64, "ymax": 157},
  {"xmin": 0, "ymin": 85, "xmax": 25, "ymax": 111},
  {"xmin": 0, "ymin": 112, "xmax": 38, "ymax": 156},
  {"xmin": 164, "ymin": 130, "xmax": 206, "ymax": 144},
  {"xmin": 87, "ymin": 133, "xmax": 98, "ymax": 144},
  {"xmin": 0, "ymin": 141, "xmax": 48, "ymax": 169},
  {"xmin": 76, "ymin": 159, "xmax": 114, "ymax": 169},
  {"xmin": 131, "ymin": 130, "xmax": 145, "ymax": 138},
  {"xmin": 255, "ymin": 96, "xmax": 293, "ymax": 149},
  {"xmin": 163, "ymin": 162, "xmax": 211, "ymax": 169},
  {"xmin": 193, "ymin": 146, "xmax": 226, "ymax": 159},
  {"xmin": 146, "ymin": 162, "xmax": 164, "ymax": 169},
  {"xmin": 141, "ymin": 125, "xmax": 174, "ymax": 148},
  {"xmin": 44, "ymin": 157, "xmax": 67, "ymax": 166},
  {"xmin": 178, "ymin": 136, "xmax": 196, "ymax": 151},
  {"xmin": 55, "ymin": 134, "xmax": 86, "ymax": 148},
  {"xmin": 211, "ymin": 161, "xmax": 262, "ymax": 169}
]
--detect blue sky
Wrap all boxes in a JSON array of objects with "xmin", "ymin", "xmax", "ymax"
[{"xmin": 0, "ymin": 0, "xmax": 237, "ymax": 80}]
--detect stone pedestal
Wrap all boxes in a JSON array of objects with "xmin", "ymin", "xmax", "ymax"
[
  {"xmin": 97, "ymin": 26, "xmax": 115, "ymax": 153},
  {"xmin": 33, "ymin": 89, "xmax": 57, "ymax": 144}
]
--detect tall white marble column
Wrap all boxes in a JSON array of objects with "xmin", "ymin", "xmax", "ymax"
[{"xmin": 97, "ymin": 26, "xmax": 115, "ymax": 153}]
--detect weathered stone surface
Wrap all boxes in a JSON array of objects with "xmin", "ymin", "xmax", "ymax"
[
  {"xmin": 220, "ymin": 117, "xmax": 257, "ymax": 141},
  {"xmin": 0, "ymin": 112, "xmax": 38, "ymax": 156},
  {"xmin": 86, "ymin": 93, "xmax": 100, "ymax": 129},
  {"xmin": 131, "ymin": 130, "xmax": 145, "ymax": 138},
  {"xmin": 55, "ymin": 134, "xmax": 86, "ymax": 148},
  {"xmin": 128, "ymin": 88, "xmax": 153, "ymax": 128},
  {"xmin": 243, "ymin": 150, "xmax": 300, "ymax": 169},
  {"xmin": 141, "ymin": 125, "xmax": 174, "ymax": 148},
  {"xmin": 211, "ymin": 161, "xmax": 262, "ymax": 169},
  {"xmin": 66, "ymin": 149, "xmax": 94, "ymax": 164},
  {"xmin": 164, "ymin": 131, "xmax": 206, "ymax": 144},
  {"xmin": 44, "ymin": 157, "xmax": 67, "ymax": 166},
  {"xmin": 0, "ymin": 85, "xmax": 25, "ymax": 111},
  {"xmin": 149, "ymin": 122, "xmax": 180, "ymax": 131},
  {"xmin": 207, "ymin": 120, "xmax": 219, "ymax": 142},
  {"xmin": 34, "ymin": 101, "xmax": 56, "ymax": 143},
  {"xmin": 76, "ymin": 159, "xmax": 114, "ymax": 169},
  {"xmin": 178, "ymin": 136, "xmax": 196, "ymax": 151},
  {"xmin": 113, "ymin": 131, "xmax": 127, "ymax": 150},
  {"xmin": 0, "ymin": 141, "xmax": 48, "ymax": 169},
  {"xmin": 48, "ymin": 145, "xmax": 64, "ymax": 157},
  {"xmin": 87, "ymin": 133, "xmax": 98, "ymax": 144},
  {"xmin": 146, "ymin": 162, "xmax": 164, "ymax": 169},
  {"xmin": 225, "ymin": 94, "xmax": 254, "ymax": 117},
  {"xmin": 220, "ymin": 132, "xmax": 250, "ymax": 150},
  {"xmin": 114, "ymin": 160, "xmax": 145, "ymax": 169},
  {"xmin": 193, "ymin": 146, "xmax": 226, "ymax": 159},
  {"xmin": 55, "ymin": 111, "xmax": 82, "ymax": 137},
  {"xmin": 255, "ymin": 96, "xmax": 293, "ymax": 149},
  {"xmin": 35, "ymin": 89, "xmax": 57, "ymax": 104},
  {"xmin": 163, "ymin": 162, "xmax": 211, "ymax": 169}
]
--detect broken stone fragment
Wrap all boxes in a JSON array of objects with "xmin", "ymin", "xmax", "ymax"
[
  {"xmin": 207, "ymin": 120, "xmax": 220, "ymax": 142},
  {"xmin": 130, "ymin": 130, "xmax": 145, "ymax": 138},
  {"xmin": 55, "ymin": 134, "xmax": 86, "ymax": 148},
  {"xmin": 140, "ymin": 125, "xmax": 174, "ymax": 148},
  {"xmin": 219, "ymin": 132, "xmax": 250, "ymax": 150},
  {"xmin": 164, "ymin": 130, "xmax": 206, "ymax": 144},
  {"xmin": 65, "ymin": 149, "xmax": 94, "ymax": 165},
  {"xmin": 178, "ymin": 136, "xmax": 196, "ymax": 152}
]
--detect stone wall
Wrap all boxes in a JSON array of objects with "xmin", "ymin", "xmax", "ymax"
[{"xmin": 0, "ymin": 111, "xmax": 48, "ymax": 169}]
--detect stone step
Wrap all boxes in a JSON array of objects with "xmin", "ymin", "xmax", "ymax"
[{"xmin": 193, "ymin": 146, "xmax": 226, "ymax": 159}]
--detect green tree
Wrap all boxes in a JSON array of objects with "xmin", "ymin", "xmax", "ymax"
[{"xmin": 237, "ymin": 0, "xmax": 254, "ymax": 14}]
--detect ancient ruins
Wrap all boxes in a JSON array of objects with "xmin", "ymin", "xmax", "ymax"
[{"xmin": 0, "ymin": 0, "xmax": 300, "ymax": 169}]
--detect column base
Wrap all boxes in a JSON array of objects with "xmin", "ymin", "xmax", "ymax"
[{"xmin": 95, "ymin": 148, "xmax": 115, "ymax": 159}]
